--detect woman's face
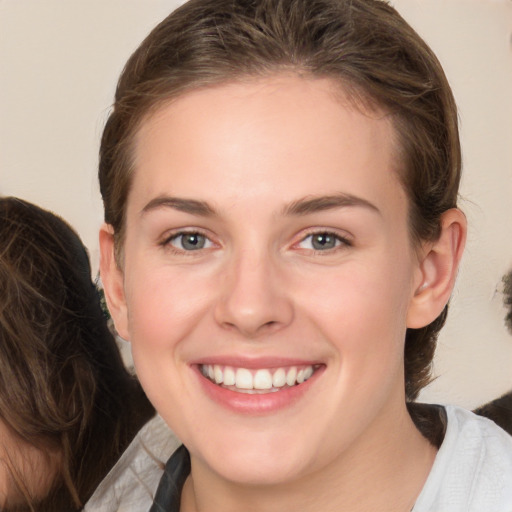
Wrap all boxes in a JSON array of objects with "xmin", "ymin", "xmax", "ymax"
[{"xmin": 111, "ymin": 74, "xmax": 426, "ymax": 484}]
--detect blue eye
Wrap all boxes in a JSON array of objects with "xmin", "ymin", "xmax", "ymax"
[
  {"xmin": 169, "ymin": 232, "xmax": 212, "ymax": 251},
  {"xmin": 298, "ymin": 232, "xmax": 348, "ymax": 251}
]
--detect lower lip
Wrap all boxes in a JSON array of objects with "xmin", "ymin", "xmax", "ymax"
[{"xmin": 194, "ymin": 366, "xmax": 324, "ymax": 415}]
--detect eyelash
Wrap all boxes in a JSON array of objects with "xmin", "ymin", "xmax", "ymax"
[
  {"xmin": 160, "ymin": 229, "xmax": 215, "ymax": 254},
  {"xmin": 294, "ymin": 230, "xmax": 352, "ymax": 254},
  {"xmin": 159, "ymin": 229, "xmax": 352, "ymax": 256}
]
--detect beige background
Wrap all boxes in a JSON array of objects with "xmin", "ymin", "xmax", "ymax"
[{"xmin": 1, "ymin": 0, "xmax": 511, "ymax": 409}]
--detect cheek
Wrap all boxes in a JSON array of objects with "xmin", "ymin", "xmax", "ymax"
[
  {"xmin": 123, "ymin": 261, "xmax": 218, "ymax": 377},
  {"xmin": 298, "ymin": 261, "xmax": 411, "ymax": 334},
  {"xmin": 293, "ymin": 256, "xmax": 413, "ymax": 381}
]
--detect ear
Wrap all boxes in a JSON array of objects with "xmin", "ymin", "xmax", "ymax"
[
  {"xmin": 407, "ymin": 208, "xmax": 467, "ymax": 329},
  {"xmin": 99, "ymin": 224, "xmax": 130, "ymax": 341}
]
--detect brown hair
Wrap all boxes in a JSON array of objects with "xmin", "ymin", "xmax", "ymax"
[
  {"xmin": 0, "ymin": 197, "xmax": 154, "ymax": 511},
  {"xmin": 99, "ymin": 0, "xmax": 461, "ymax": 401}
]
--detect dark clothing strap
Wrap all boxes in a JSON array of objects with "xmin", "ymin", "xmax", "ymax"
[{"xmin": 149, "ymin": 444, "xmax": 191, "ymax": 512}]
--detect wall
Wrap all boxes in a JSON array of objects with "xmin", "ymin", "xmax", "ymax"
[{"xmin": 1, "ymin": 0, "xmax": 511, "ymax": 409}]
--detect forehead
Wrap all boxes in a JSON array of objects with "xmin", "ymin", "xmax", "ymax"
[{"xmin": 130, "ymin": 74, "xmax": 404, "ymax": 218}]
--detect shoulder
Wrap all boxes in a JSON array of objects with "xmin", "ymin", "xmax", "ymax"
[
  {"xmin": 84, "ymin": 414, "xmax": 181, "ymax": 512},
  {"xmin": 414, "ymin": 405, "xmax": 512, "ymax": 512}
]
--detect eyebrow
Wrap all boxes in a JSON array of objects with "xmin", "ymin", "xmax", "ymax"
[
  {"xmin": 283, "ymin": 193, "xmax": 380, "ymax": 216},
  {"xmin": 141, "ymin": 192, "xmax": 380, "ymax": 218},
  {"xmin": 141, "ymin": 196, "xmax": 215, "ymax": 217}
]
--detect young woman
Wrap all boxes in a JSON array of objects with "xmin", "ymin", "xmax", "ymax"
[
  {"xmin": 0, "ymin": 197, "xmax": 155, "ymax": 511},
  {"xmin": 98, "ymin": 0, "xmax": 512, "ymax": 510}
]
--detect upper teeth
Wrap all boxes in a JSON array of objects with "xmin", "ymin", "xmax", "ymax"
[{"xmin": 201, "ymin": 364, "xmax": 315, "ymax": 391}]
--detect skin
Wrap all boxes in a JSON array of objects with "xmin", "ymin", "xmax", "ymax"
[
  {"xmin": 0, "ymin": 420, "xmax": 59, "ymax": 508},
  {"xmin": 101, "ymin": 74, "xmax": 466, "ymax": 511}
]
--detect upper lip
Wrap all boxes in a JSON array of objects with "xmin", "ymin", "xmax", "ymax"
[{"xmin": 190, "ymin": 355, "xmax": 323, "ymax": 369}]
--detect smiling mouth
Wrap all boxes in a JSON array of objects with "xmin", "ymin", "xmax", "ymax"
[{"xmin": 199, "ymin": 364, "xmax": 320, "ymax": 394}]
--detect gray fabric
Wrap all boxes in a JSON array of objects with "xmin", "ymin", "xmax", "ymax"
[{"xmin": 84, "ymin": 415, "xmax": 180, "ymax": 512}]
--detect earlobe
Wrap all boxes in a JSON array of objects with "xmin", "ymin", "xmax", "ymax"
[
  {"xmin": 99, "ymin": 224, "xmax": 130, "ymax": 341},
  {"xmin": 407, "ymin": 208, "xmax": 467, "ymax": 329}
]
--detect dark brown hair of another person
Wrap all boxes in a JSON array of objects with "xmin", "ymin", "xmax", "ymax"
[
  {"xmin": 0, "ymin": 197, "xmax": 155, "ymax": 511},
  {"xmin": 473, "ymin": 270, "xmax": 512, "ymax": 436}
]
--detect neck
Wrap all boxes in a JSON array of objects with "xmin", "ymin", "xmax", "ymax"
[{"xmin": 181, "ymin": 399, "xmax": 437, "ymax": 512}]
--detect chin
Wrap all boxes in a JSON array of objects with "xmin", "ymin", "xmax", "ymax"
[{"xmin": 192, "ymin": 428, "xmax": 316, "ymax": 486}]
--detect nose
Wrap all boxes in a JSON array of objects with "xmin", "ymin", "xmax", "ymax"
[{"xmin": 214, "ymin": 248, "xmax": 294, "ymax": 338}]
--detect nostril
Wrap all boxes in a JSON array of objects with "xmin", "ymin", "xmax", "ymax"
[{"xmin": 219, "ymin": 318, "xmax": 284, "ymax": 338}]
